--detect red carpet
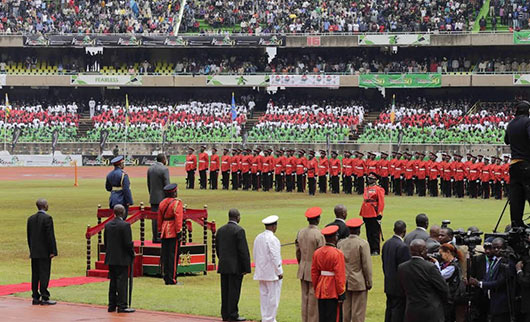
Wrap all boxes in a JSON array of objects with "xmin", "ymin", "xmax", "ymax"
[{"xmin": 0, "ymin": 277, "xmax": 107, "ymax": 296}]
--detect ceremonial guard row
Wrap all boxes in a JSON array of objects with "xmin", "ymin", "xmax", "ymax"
[{"xmin": 185, "ymin": 146, "xmax": 510, "ymax": 199}]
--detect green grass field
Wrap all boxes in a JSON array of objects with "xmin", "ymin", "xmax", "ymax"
[{"xmin": 0, "ymin": 174, "xmax": 511, "ymax": 321}]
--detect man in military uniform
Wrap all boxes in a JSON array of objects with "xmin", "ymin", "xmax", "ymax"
[
  {"xmin": 329, "ymin": 151, "xmax": 341, "ymax": 194},
  {"xmin": 241, "ymin": 149, "xmax": 251, "ymax": 190},
  {"xmin": 426, "ymin": 152, "xmax": 440, "ymax": 197},
  {"xmin": 230, "ymin": 149, "xmax": 240, "ymax": 190},
  {"xmin": 105, "ymin": 156, "xmax": 133, "ymax": 216},
  {"xmin": 250, "ymin": 148, "xmax": 261, "ymax": 191},
  {"xmin": 378, "ymin": 152, "xmax": 391, "ymax": 194},
  {"xmin": 157, "ymin": 184, "xmax": 184, "ymax": 285},
  {"xmin": 403, "ymin": 153, "xmax": 415, "ymax": 196},
  {"xmin": 274, "ymin": 149, "xmax": 286, "ymax": 192},
  {"xmin": 311, "ymin": 225, "xmax": 346, "ymax": 322},
  {"xmin": 296, "ymin": 150, "xmax": 308, "ymax": 193},
  {"xmin": 481, "ymin": 157, "xmax": 492, "ymax": 199},
  {"xmin": 452, "ymin": 154, "xmax": 466, "ymax": 198},
  {"xmin": 337, "ymin": 218, "xmax": 372, "ymax": 322},
  {"xmin": 262, "ymin": 149, "xmax": 273, "ymax": 192},
  {"xmin": 342, "ymin": 151, "xmax": 353, "ymax": 194},
  {"xmin": 198, "ymin": 146, "xmax": 209, "ymax": 189},
  {"xmin": 352, "ymin": 152, "xmax": 366, "ymax": 194},
  {"xmin": 359, "ymin": 173, "xmax": 385, "ymax": 255},
  {"xmin": 317, "ymin": 150, "xmax": 329, "ymax": 194},
  {"xmin": 296, "ymin": 207, "xmax": 325, "ymax": 322},
  {"xmin": 185, "ymin": 147, "xmax": 197, "ymax": 189},
  {"xmin": 307, "ymin": 151, "xmax": 318, "ymax": 196},
  {"xmin": 468, "ymin": 155, "xmax": 481, "ymax": 198},
  {"xmin": 285, "ymin": 149, "xmax": 296, "ymax": 192},
  {"xmin": 221, "ymin": 148, "xmax": 231, "ymax": 190},
  {"xmin": 209, "ymin": 148, "xmax": 220, "ymax": 190},
  {"xmin": 415, "ymin": 153, "xmax": 427, "ymax": 197}
]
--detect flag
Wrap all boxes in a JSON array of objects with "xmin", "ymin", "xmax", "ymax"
[
  {"xmin": 125, "ymin": 94, "xmax": 130, "ymax": 127},
  {"xmin": 4, "ymin": 93, "xmax": 10, "ymax": 119},
  {"xmin": 390, "ymin": 94, "xmax": 396, "ymax": 124},
  {"xmin": 231, "ymin": 92, "xmax": 237, "ymax": 121}
]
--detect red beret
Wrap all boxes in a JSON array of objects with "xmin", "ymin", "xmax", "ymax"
[
  {"xmin": 346, "ymin": 218, "xmax": 364, "ymax": 228},
  {"xmin": 305, "ymin": 207, "xmax": 322, "ymax": 219},
  {"xmin": 321, "ymin": 225, "xmax": 339, "ymax": 236}
]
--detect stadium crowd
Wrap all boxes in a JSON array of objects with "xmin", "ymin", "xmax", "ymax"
[
  {"xmin": 487, "ymin": 0, "xmax": 530, "ymax": 30},
  {"xmin": 247, "ymin": 99, "xmax": 364, "ymax": 142},
  {"xmin": 358, "ymin": 98, "xmax": 512, "ymax": 144},
  {"xmin": 0, "ymin": 101, "xmax": 79, "ymax": 142},
  {"xmin": 85, "ymin": 100, "xmax": 249, "ymax": 143}
]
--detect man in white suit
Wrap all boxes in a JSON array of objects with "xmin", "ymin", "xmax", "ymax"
[{"xmin": 253, "ymin": 215, "xmax": 283, "ymax": 322}]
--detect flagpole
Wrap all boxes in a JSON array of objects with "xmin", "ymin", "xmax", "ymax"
[
  {"xmin": 4, "ymin": 93, "xmax": 9, "ymax": 152},
  {"xmin": 389, "ymin": 94, "xmax": 396, "ymax": 155},
  {"xmin": 231, "ymin": 92, "xmax": 235, "ymax": 150},
  {"xmin": 125, "ymin": 94, "xmax": 129, "ymax": 160}
]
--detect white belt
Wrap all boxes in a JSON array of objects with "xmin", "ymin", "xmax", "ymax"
[
  {"xmin": 242, "ymin": 163, "xmax": 249, "ymax": 165},
  {"xmin": 344, "ymin": 166, "xmax": 352, "ymax": 168},
  {"xmin": 186, "ymin": 161, "xmax": 194, "ymax": 164},
  {"xmin": 381, "ymin": 167, "xmax": 388, "ymax": 169},
  {"xmin": 321, "ymin": 271, "xmax": 335, "ymax": 276},
  {"xmin": 319, "ymin": 166, "xmax": 326, "ymax": 168}
]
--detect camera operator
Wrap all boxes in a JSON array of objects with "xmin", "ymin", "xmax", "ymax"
[
  {"xmin": 431, "ymin": 243, "xmax": 466, "ymax": 322},
  {"xmin": 504, "ymin": 100, "xmax": 530, "ymax": 228},
  {"xmin": 469, "ymin": 238, "xmax": 516, "ymax": 322},
  {"xmin": 469, "ymin": 237, "xmax": 494, "ymax": 322}
]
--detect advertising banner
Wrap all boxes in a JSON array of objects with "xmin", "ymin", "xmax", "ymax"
[
  {"xmin": 513, "ymin": 74, "xmax": 530, "ymax": 85},
  {"xmin": 82, "ymin": 155, "xmax": 157, "ymax": 166},
  {"xmin": 206, "ymin": 75, "xmax": 270, "ymax": 86},
  {"xmin": 359, "ymin": 73, "xmax": 442, "ymax": 88},
  {"xmin": 269, "ymin": 74, "xmax": 340, "ymax": 87},
  {"xmin": 358, "ymin": 34, "xmax": 430, "ymax": 46},
  {"xmin": 71, "ymin": 74, "xmax": 143, "ymax": 86},
  {"xmin": 0, "ymin": 154, "xmax": 82, "ymax": 167},
  {"xmin": 23, "ymin": 35, "xmax": 285, "ymax": 47},
  {"xmin": 514, "ymin": 31, "xmax": 530, "ymax": 44},
  {"xmin": 169, "ymin": 155, "xmax": 186, "ymax": 166}
]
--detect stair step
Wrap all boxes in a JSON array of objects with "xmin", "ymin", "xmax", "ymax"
[
  {"xmin": 87, "ymin": 269, "xmax": 109, "ymax": 278},
  {"xmin": 96, "ymin": 261, "xmax": 108, "ymax": 270}
]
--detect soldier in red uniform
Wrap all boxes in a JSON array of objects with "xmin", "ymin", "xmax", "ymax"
[
  {"xmin": 311, "ymin": 225, "xmax": 346, "ymax": 322},
  {"xmin": 480, "ymin": 157, "xmax": 492, "ymax": 199},
  {"xmin": 221, "ymin": 148, "xmax": 230, "ymax": 190},
  {"xmin": 250, "ymin": 148, "xmax": 261, "ymax": 191},
  {"xmin": 492, "ymin": 157, "xmax": 504, "ymax": 200},
  {"xmin": 241, "ymin": 149, "xmax": 252, "ymax": 190},
  {"xmin": 262, "ymin": 149, "xmax": 273, "ymax": 192},
  {"xmin": 209, "ymin": 147, "xmax": 219, "ymax": 190},
  {"xmin": 366, "ymin": 152, "xmax": 378, "ymax": 179},
  {"xmin": 360, "ymin": 172, "xmax": 385, "ymax": 255},
  {"xmin": 285, "ymin": 149, "xmax": 297, "ymax": 192},
  {"xmin": 451, "ymin": 154, "xmax": 466, "ymax": 198},
  {"xmin": 392, "ymin": 152, "xmax": 404, "ymax": 196},
  {"xmin": 464, "ymin": 153, "xmax": 474, "ymax": 196},
  {"xmin": 307, "ymin": 151, "xmax": 318, "ymax": 196},
  {"xmin": 426, "ymin": 152, "xmax": 440, "ymax": 197},
  {"xmin": 502, "ymin": 155, "xmax": 510, "ymax": 197},
  {"xmin": 185, "ymin": 147, "xmax": 197, "ymax": 189},
  {"xmin": 476, "ymin": 154, "xmax": 485, "ymax": 196},
  {"xmin": 230, "ymin": 149, "xmax": 240, "ymax": 190},
  {"xmin": 416, "ymin": 152, "xmax": 427, "ymax": 197},
  {"xmin": 318, "ymin": 150, "xmax": 329, "ymax": 194},
  {"xmin": 467, "ymin": 155, "xmax": 481, "ymax": 198},
  {"xmin": 274, "ymin": 149, "xmax": 286, "ymax": 192},
  {"xmin": 296, "ymin": 150, "xmax": 308, "ymax": 193},
  {"xmin": 403, "ymin": 153, "xmax": 415, "ymax": 196},
  {"xmin": 157, "ymin": 183, "xmax": 183, "ymax": 285},
  {"xmin": 389, "ymin": 151, "xmax": 398, "ymax": 193},
  {"xmin": 342, "ymin": 151, "xmax": 353, "ymax": 194},
  {"xmin": 352, "ymin": 152, "xmax": 366, "ymax": 194},
  {"xmin": 440, "ymin": 154, "xmax": 453, "ymax": 198},
  {"xmin": 329, "ymin": 151, "xmax": 341, "ymax": 194},
  {"xmin": 377, "ymin": 152, "xmax": 391, "ymax": 195},
  {"xmin": 198, "ymin": 145, "xmax": 209, "ymax": 190}
]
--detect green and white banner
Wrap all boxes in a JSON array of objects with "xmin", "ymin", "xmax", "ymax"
[
  {"xmin": 359, "ymin": 73, "xmax": 442, "ymax": 88},
  {"xmin": 205, "ymin": 75, "xmax": 270, "ymax": 86},
  {"xmin": 513, "ymin": 74, "xmax": 530, "ymax": 85},
  {"xmin": 270, "ymin": 74, "xmax": 340, "ymax": 87},
  {"xmin": 358, "ymin": 34, "xmax": 430, "ymax": 46},
  {"xmin": 514, "ymin": 31, "xmax": 530, "ymax": 44},
  {"xmin": 71, "ymin": 74, "xmax": 143, "ymax": 86}
]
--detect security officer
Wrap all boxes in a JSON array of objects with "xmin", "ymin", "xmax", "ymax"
[
  {"xmin": 185, "ymin": 147, "xmax": 197, "ymax": 189},
  {"xmin": 105, "ymin": 156, "xmax": 133, "ymax": 216},
  {"xmin": 198, "ymin": 145, "xmax": 209, "ymax": 190},
  {"xmin": 329, "ymin": 151, "xmax": 341, "ymax": 194},
  {"xmin": 157, "ymin": 184, "xmax": 184, "ymax": 285},
  {"xmin": 359, "ymin": 172, "xmax": 385, "ymax": 255}
]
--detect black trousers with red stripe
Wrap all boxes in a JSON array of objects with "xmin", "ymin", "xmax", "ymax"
[
  {"xmin": 161, "ymin": 237, "xmax": 180, "ymax": 284},
  {"xmin": 318, "ymin": 298, "xmax": 342, "ymax": 322}
]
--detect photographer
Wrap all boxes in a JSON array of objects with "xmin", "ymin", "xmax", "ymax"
[
  {"xmin": 432, "ymin": 243, "xmax": 466, "ymax": 322},
  {"xmin": 504, "ymin": 100, "xmax": 530, "ymax": 228},
  {"xmin": 469, "ymin": 238, "xmax": 516, "ymax": 322}
]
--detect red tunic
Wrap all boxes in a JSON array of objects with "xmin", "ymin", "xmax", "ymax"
[
  {"xmin": 440, "ymin": 161, "xmax": 453, "ymax": 180},
  {"xmin": 480, "ymin": 164, "xmax": 492, "ymax": 182},
  {"xmin": 210, "ymin": 154, "xmax": 219, "ymax": 171},
  {"xmin": 329, "ymin": 158, "xmax": 341, "ymax": 176},
  {"xmin": 366, "ymin": 159, "xmax": 378, "ymax": 175},
  {"xmin": 230, "ymin": 156, "xmax": 239, "ymax": 172},
  {"xmin": 352, "ymin": 159, "xmax": 366, "ymax": 177},
  {"xmin": 403, "ymin": 160, "xmax": 415, "ymax": 179},
  {"xmin": 378, "ymin": 159, "xmax": 391, "ymax": 177},
  {"xmin": 296, "ymin": 157, "xmax": 308, "ymax": 175},
  {"xmin": 492, "ymin": 165, "xmax": 503, "ymax": 182},
  {"xmin": 250, "ymin": 156, "xmax": 260, "ymax": 174},
  {"xmin": 468, "ymin": 163, "xmax": 481, "ymax": 181},
  {"xmin": 311, "ymin": 245, "xmax": 346, "ymax": 300},
  {"xmin": 317, "ymin": 157, "xmax": 329, "ymax": 176},
  {"xmin": 451, "ymin": 161, "xmax": 466, "ymax": 181},
  {"xmin": 157, "ymin": 197, "xmax": 183, "ymax": 239},
  {"xmin": 241, "ymin": 155, "xmax": 251, "ymax": 173},
  {"xmin": 416, "ymin": 160, "xmax": 427, "ymax": 180},
  {"xmin": 307, "ymin": 158, "xmax": 318, "ymax": 178},
  {"xmin": 285, "ymin": 156, "xmax": 297, "ymax": 175},
  {"xmin": 221, "ymin": 155, "xmax": 230, "ymax": 172},
  {"xmin": 274, "ymin": 156, "xmax": 287, "ymax": 174},
  {"xmin": 501, "ymin": 163, "xmax": 510, "ymax": 183},
  {"xmin": 262, "ymin": 155, "xmax": 273, "ymax": 173},
  {"xmin": 393, "ymin": 160, "xmax": 405, "ymax": 179},
  {"xmin": 342, "ymin": 158, "xmax": 353, "ymax": 176},
  {"xmin": 185, "ymin": 154, "xmax": 197, "ymax": 172},
  {"xmin": 426, "ymin": 160, "xmax": 440, "ymax": 179},
  {"xmin": 198, "ymin": 152, "xmax": 209, "ymax": 171},
  {"xmin": 359, "ymin": 185, "xmax": 385, "ymax": 218}
]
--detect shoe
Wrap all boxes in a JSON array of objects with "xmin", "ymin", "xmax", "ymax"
[
  {"xmin": 152, "ymin": 239, "xmax": 161, "ymax": 244},
  {"xmin": 371, "ymin": 252, "xmax": 380, "ymax": 256},
  {"xmin": 117, "ymin": 308, "xmax": 135, "ymax": 313},
  {"xmin": 40, "ymin": 300, "xmax": 57, "ymax": 305},
  {"xmin": 229, "ymin": 317, "xmax": 246, "ymax": 321},
  {"xmin": 108, "ymin": 306, "xmax": 116, "ymax": 312},
  {"xmin": 32, "ymin": 299, "xmax": 41, "ymax": 305}
]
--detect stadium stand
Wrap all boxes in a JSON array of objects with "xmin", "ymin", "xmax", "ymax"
[
  {"xmin": 247, "ymin": 99, "xmax": 365, "ymax": 142},
  {"xmin": 84, "ymin": 100, "xmax": 248, "ymax": 143}
]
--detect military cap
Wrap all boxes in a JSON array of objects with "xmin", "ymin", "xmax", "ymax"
[
  {"xmin": 305, "ymin": 207, "xmax": 322, "ymax": 219},
  {"xmin": 380, "ymin": 152, "xmax": 388, "ymax": 157},
  {"xmin": 163, "ymin": 183, "xmax": 177, "ymax": 192},
  {"xmin": 111, "ymin": 155, "xmax": 124, "ymax": 165},
  {"xmin": 321, "ymin": 225, "xmax": 339, "ymax": 236},
  {"xmin": 346, "ymin": 218, "xmax": 364, "ymax": 228},
  {"xmin": 262, "ymin": 215, "xmax": 279, "ymax": 225}
]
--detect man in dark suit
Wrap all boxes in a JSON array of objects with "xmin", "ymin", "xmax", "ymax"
[
  {"xmin": 326, "ymin": 204, "xmax": 349, "ymax": 241},
  {"xmin": 469, "ymin": 237, "xmax": 516, "ymax": 322},
  {"xmin": 216, "ymin": 209, "xmax": 251, "ymax": 322},
  {"xmin": 27, "ymin": 199, "xmax": 58, "ymax": 305},
  {"xmin": 404, "ymin": 213, "xmax": 429, "ymax": 246},
  {"xmin": 382, "ymin": 220, "xmax": 410, "ymax": 322},
  {"xmin": 104, "ymin": 204, "xmax": 135, "ymax": 313},
  {"xmin": 398, "ymin": 239, "xmax": 449, "ymax": 322},
  {"xmin": 147, "ymin": 153, "xmax": 170, "ymax": 243},
  {"xmin": 469, "ymin": 238, "xmax": 493, "ymax": 322}
]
